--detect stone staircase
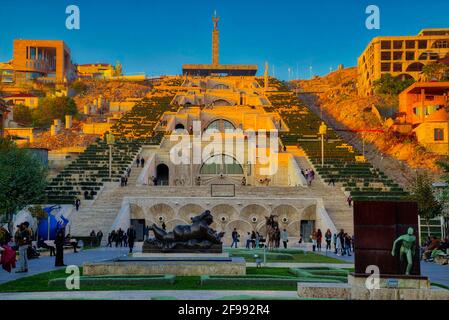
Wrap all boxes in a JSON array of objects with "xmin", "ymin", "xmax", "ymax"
[{"xmin": 291, "ymin": 146, "xmax": 354, "ymax": 234}]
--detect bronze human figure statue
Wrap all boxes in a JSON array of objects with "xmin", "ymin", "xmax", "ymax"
[
  {"xmin": 144, "ymin": 210, "xmax": 225, "ymax": 253},
  {"xmin": 391, "ymin": 227, "xmax": 417, "ymax": 275}
]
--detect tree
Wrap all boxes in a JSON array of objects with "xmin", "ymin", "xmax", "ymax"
[
  {"xmin": 373, "ymin": 74, "xmax": 415, "ymax": 95},
  {"xmin": 13, "ymin": 104, "xmax": 33, "ymax": 126},
  {"xmin": 0, "ymin": 137, "xmax": 48, "ymax": 232},
  {"xmin": 33, "ymin": 96, "xmax": 78, "ymax": 128},
  {"xmin": 70, "ymin": 80, "xmax": 88, "ymax": 95},
  {"xmin": 422, "ymin": 62, "xmax": 449, "ymax": 81},
  {"xmin": 410, "ymin": 172, "xmax": 443, "ymax": 237}
]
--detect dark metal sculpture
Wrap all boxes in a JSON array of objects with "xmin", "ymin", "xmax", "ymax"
[{"xmin": 143, "ymin": 210, "xmax": 225, "ymax": 253}]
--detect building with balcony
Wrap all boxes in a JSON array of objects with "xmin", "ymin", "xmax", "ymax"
[
  {"xmin": 77, "ymin": 63, "xmax": 121, "ymax": 79},
  {"xmin": 11, "ymin": 39, "xmax": 76, "ymax": 84},
  {"xmin": 358, "ymin": 28, "xmax": 449, "ymax": 96},
  {"xmin": 397, "ymin": 81, "xmax": 449, "ymax": 154}
]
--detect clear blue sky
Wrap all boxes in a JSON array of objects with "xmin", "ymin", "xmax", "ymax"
[{"xmin": 0, "ymin": 0, "xmax": 448, "ymax": 79}]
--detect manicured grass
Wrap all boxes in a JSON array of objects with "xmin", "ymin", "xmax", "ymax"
[
  {"xmin": 0, "ymin": 267, "xmax": 302, "ymax": 293},
  {"xmin": 227, "ymin": 248, "xmax": 346, "ymax": 264}
]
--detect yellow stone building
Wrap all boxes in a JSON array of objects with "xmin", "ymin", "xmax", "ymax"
[
  {"xmin": 358, "ymin": 28, "xmax": 449, "ymax": 96},
  {"xmin": 77, "ymin": 63, "xmax": 121, "ymax": 79}
]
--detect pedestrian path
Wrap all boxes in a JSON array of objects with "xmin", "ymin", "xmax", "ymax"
[
  {"xmin": 0, "ymin": 247, "xmax": 129, "ymax": 285},
  {"xmin": 0, "ymin": 290, "xmax": 299, "ymax": 300}
]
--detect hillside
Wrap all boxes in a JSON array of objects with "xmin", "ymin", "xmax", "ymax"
[{"xmin": 293, "ymin": 67, "xmax": 442, "ymax": 173}]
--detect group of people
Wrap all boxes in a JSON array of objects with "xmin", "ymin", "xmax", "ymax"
[
  {"xmin": 301, "ymin": 168, "xmax": 315, "ymax": 186},
  {"xmin": 136, "ymin": 156, "xmax": 145, "ymax": 168},
  {"xmin": 106, "ymin": 227, "xmax": 137, "ymax": 253},
  {"xmin": 89, "ymin": 230, "xmax": 104, "ymax": 245},
  {"xmin": 422, "ymin": 236, "xmax": 449, "ymax": 262},
  {"xmin": 0, "ymin": 221, "xmax": 80, "ymax": 273},
  {"xmin": 307, "ymin": 228, "xmax": 353, "ymax": 256},
  {"xmin": 120, "ymin": 167, "xmax": 132, "ymax": 187}
]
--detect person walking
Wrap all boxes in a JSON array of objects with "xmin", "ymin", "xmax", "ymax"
[
  {"xmin": 141, "ymin": 158, "xmax": 145, "ymax": 168},
  {"xmin": 250, "ymin": 231, "xmax": 256, "ymax": 249},
  {"xmin": 255, "ymin": 232, "xmax": 260, "ymax": 249},
  {"xmin": 281, "ymin": 229, "xmax": 289, "ymax": 249},
  {"xmin": 231, "ymin": 228, "xmax": 239, "ymax": 248},
  {"xmin": 316, "ymin": 229, "xmax": 323, "ymax": 252},
  {"xmin": 75, "ymin": 198, "xmax": 81, "ymax": 211},
  {"xmin": 127, "ymin": 226, "xmax": 136, "ymax": 254},
  {"xmin": 347, "ymin": 195, "xmax": 353, "ymax": 207},
  {"xmin": 15, "ymin": 222, "xmax": 31, "ymax": 273},
  {"xmin": 136, "ymin": 156, "xmax": 140, "ymax": 168},
  {"xmin": 325, "ymin": 229, "xmax": 332, "ymax": 252},
  {"xmin": 107, "ymin": 231, "xmax": 113, "ymax": 247},
  {"xmin": 54, "ymin": 228, "xmax": 65, "ymax": 267},
  {"xmin": 275, "ymin": 227, "xmax": 281, "ymax": 248}
]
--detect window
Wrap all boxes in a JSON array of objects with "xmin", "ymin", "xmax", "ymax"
[
  {"xmin": 393, "ymin": 41, "xmax": 403, "ymax": 49},
  {"xmin": 406, "ymin": 41, "xmax": 416, "ymax": 49},
  {"xmin": 418, "ymin": 40, "xmax": 427, "ymax": 49},
  {"xmin": 432, "ymin": 40, "xmax": 449, "ymax": 49},
  {"xmin": 393, "ymin": 52, "xmax": 403, "ymax": 60},
  {"xmin": 30, "ymin": 47, "xmax": 36, "ymax": 60},
  {"xmin": 205, "ymin": 119, "xmax": 235, "ymax": 133},
  {"xmin": 393, "ymin": 63, "xmax": 402, "ymax": 72},
  {"xmin": 200, "ymin": 154, "xmax": 244, "ymax": 175},
  {"xmin": 381, "ymin": 52, "xmax": 391, "ymax": 61},
  {"xmin": 381, "ymin": 41, "xmax": 391, "ymax": 50},
  {"xmin": 406, "ymin": 52, "xmax": 415, "ymax": 60},
  {"xmin": 381, "ymin": 63, "xmax": 391, "ymax": 72},
  {"xmin": 434, "ymin": 128, "xmax": 444, "ymax": 141}
]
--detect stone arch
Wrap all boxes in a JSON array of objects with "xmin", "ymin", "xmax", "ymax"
[
  {"xmin": 212, "ymin": 98, "xmax": 233, "ymax": 106},
  {"xmin": 240, "ymin": 204, "xmax": 269, "ymax": 226},
  {"xmin": 156, "ymin": 163, "xmax": 169, "ymax": 186},
  {"xmin": 302, "ymin": 204, "xmax": 316, "ymax": 221},
  {"xmin": 174, "ymin": 123, "xmax": 185, "ymax": 130},
  {"xmin": 199, "ymin": 154, "xmax": 244, "ymax": 175},
  {"xmin": 204, "ymin": 118, "xmax": 236, "ymax": 132},
  {"xmin": 130, "ymin": 204, "xmax": 145, "ymax": 220},
  {"xmin": 178, "ymin": 204, "xmax": 205, "ymax": 222},
  {"xmin": 406, "ymin": 62, "xmax": 424, "ymax": 72},
  {"xmin": 147, "ymin": 203, "xmax": 176, "ymax": 223},
  {"xmin": 271, "ymin": 204, "xmax": 300, "ymax": 226},
  {"xmin": 396, "ymin": 73, "xmax": 415, "ymax": 81},
  {"xmin": 210, "ymin": 204, "xmax": 238, "ymax": 231}
]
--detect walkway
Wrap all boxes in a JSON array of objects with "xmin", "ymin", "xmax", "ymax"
[{"xmin": 0, "ymin": 290, "xmax": 298, "ymax": 300}]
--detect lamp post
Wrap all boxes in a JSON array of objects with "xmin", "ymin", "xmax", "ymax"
[
  {"xmin": 318, "ymin": 122, "xmax": 327, "ymax": 167},
  {"xmin": 106, "ymin": 133, "xmax": 115, "ymax": 179}
]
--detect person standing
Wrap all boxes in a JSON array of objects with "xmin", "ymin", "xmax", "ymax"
[
  {"xmin": 325, "ymin": 229, "xmax": 332, "ymax": 252},
  {"xmin": 281, "ymin": 229, "xmax": 289, "ymax": 249},
  {"xmin": 97, "ymin": 230, "xmax": 103, "ymax": 246},
  {"xmin": 15, "ymin": 223, "xmax": 31, "ymax": 273},
  {"xmin": 255, "ymin": 232, "xmax": 260, "ymax": 249},
  {"xmin": 231, "ymin": 228, "xmax": 239, "ymax": 248},
  {"xmin": 136, "ymin": 156, "xmax": 140, "ymax": 168},
  {"xmin": 127, "ymin": 226, "xmax": 136, "ymax": 253},
  {"xmin": 333, "ymin": 233, "xmax": 338, "ymax": 253},
  {"xmin": 245, "ymin": 232, "xmax": 252, "ymax": 249},
  {"xmin": 347, "ymin": 195, "xmax": 353, "ymax": 207},
  {"xmin": 344, "ymin": 233, "xmax": 352, "ymax": 257},
  {"xmin": 141, "ymin": 158, "xmax": 145, "ymax": 168},
  {"xmin": 310, "ymin": 230, "xmax": 317, "ymax": 252},
  {"xmin": 338, "ymin": 230, "xmax": 345, "ymax": 256},
  {"xmin": 316, "ymin": 229, "xmax": 323, "ymax": 252},
  {"xmin": 75, "ymin": 198, "xmax": 81, "ymax": 211},
  {"xmin": 54, "ymin": 228, "xmax": 65, "ymax": 267}
]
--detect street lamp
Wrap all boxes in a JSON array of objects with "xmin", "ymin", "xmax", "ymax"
[
  {"xmin": 106, "ymin": 132, "xmax": 115, "ymax": 179},
  {"xmin": 318, "ymin": 122, "xmax": 328, "ymax": 167}
]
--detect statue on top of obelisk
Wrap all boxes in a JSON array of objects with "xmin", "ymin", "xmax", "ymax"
[{"xmin": 212, "ymin": 11, "xmax": 220, "ymax": 65}]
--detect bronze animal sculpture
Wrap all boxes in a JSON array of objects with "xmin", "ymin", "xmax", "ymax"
[{"xmin": 143, "ymin": 210, "xmax": 225, "ymax": 253}]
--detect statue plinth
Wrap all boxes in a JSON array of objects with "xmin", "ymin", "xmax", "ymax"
[{"xmin": 143, "ymin": 239, "xmax": 222, "ymax": 253}]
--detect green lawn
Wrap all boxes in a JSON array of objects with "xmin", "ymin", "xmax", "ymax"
[
  {"xmin": 227, "ymin": 248, "xmax": 345, "ymax": 264},
  {"xmin": 0, "ymin": 267, "xmax": 305, "ymax": 293}
]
